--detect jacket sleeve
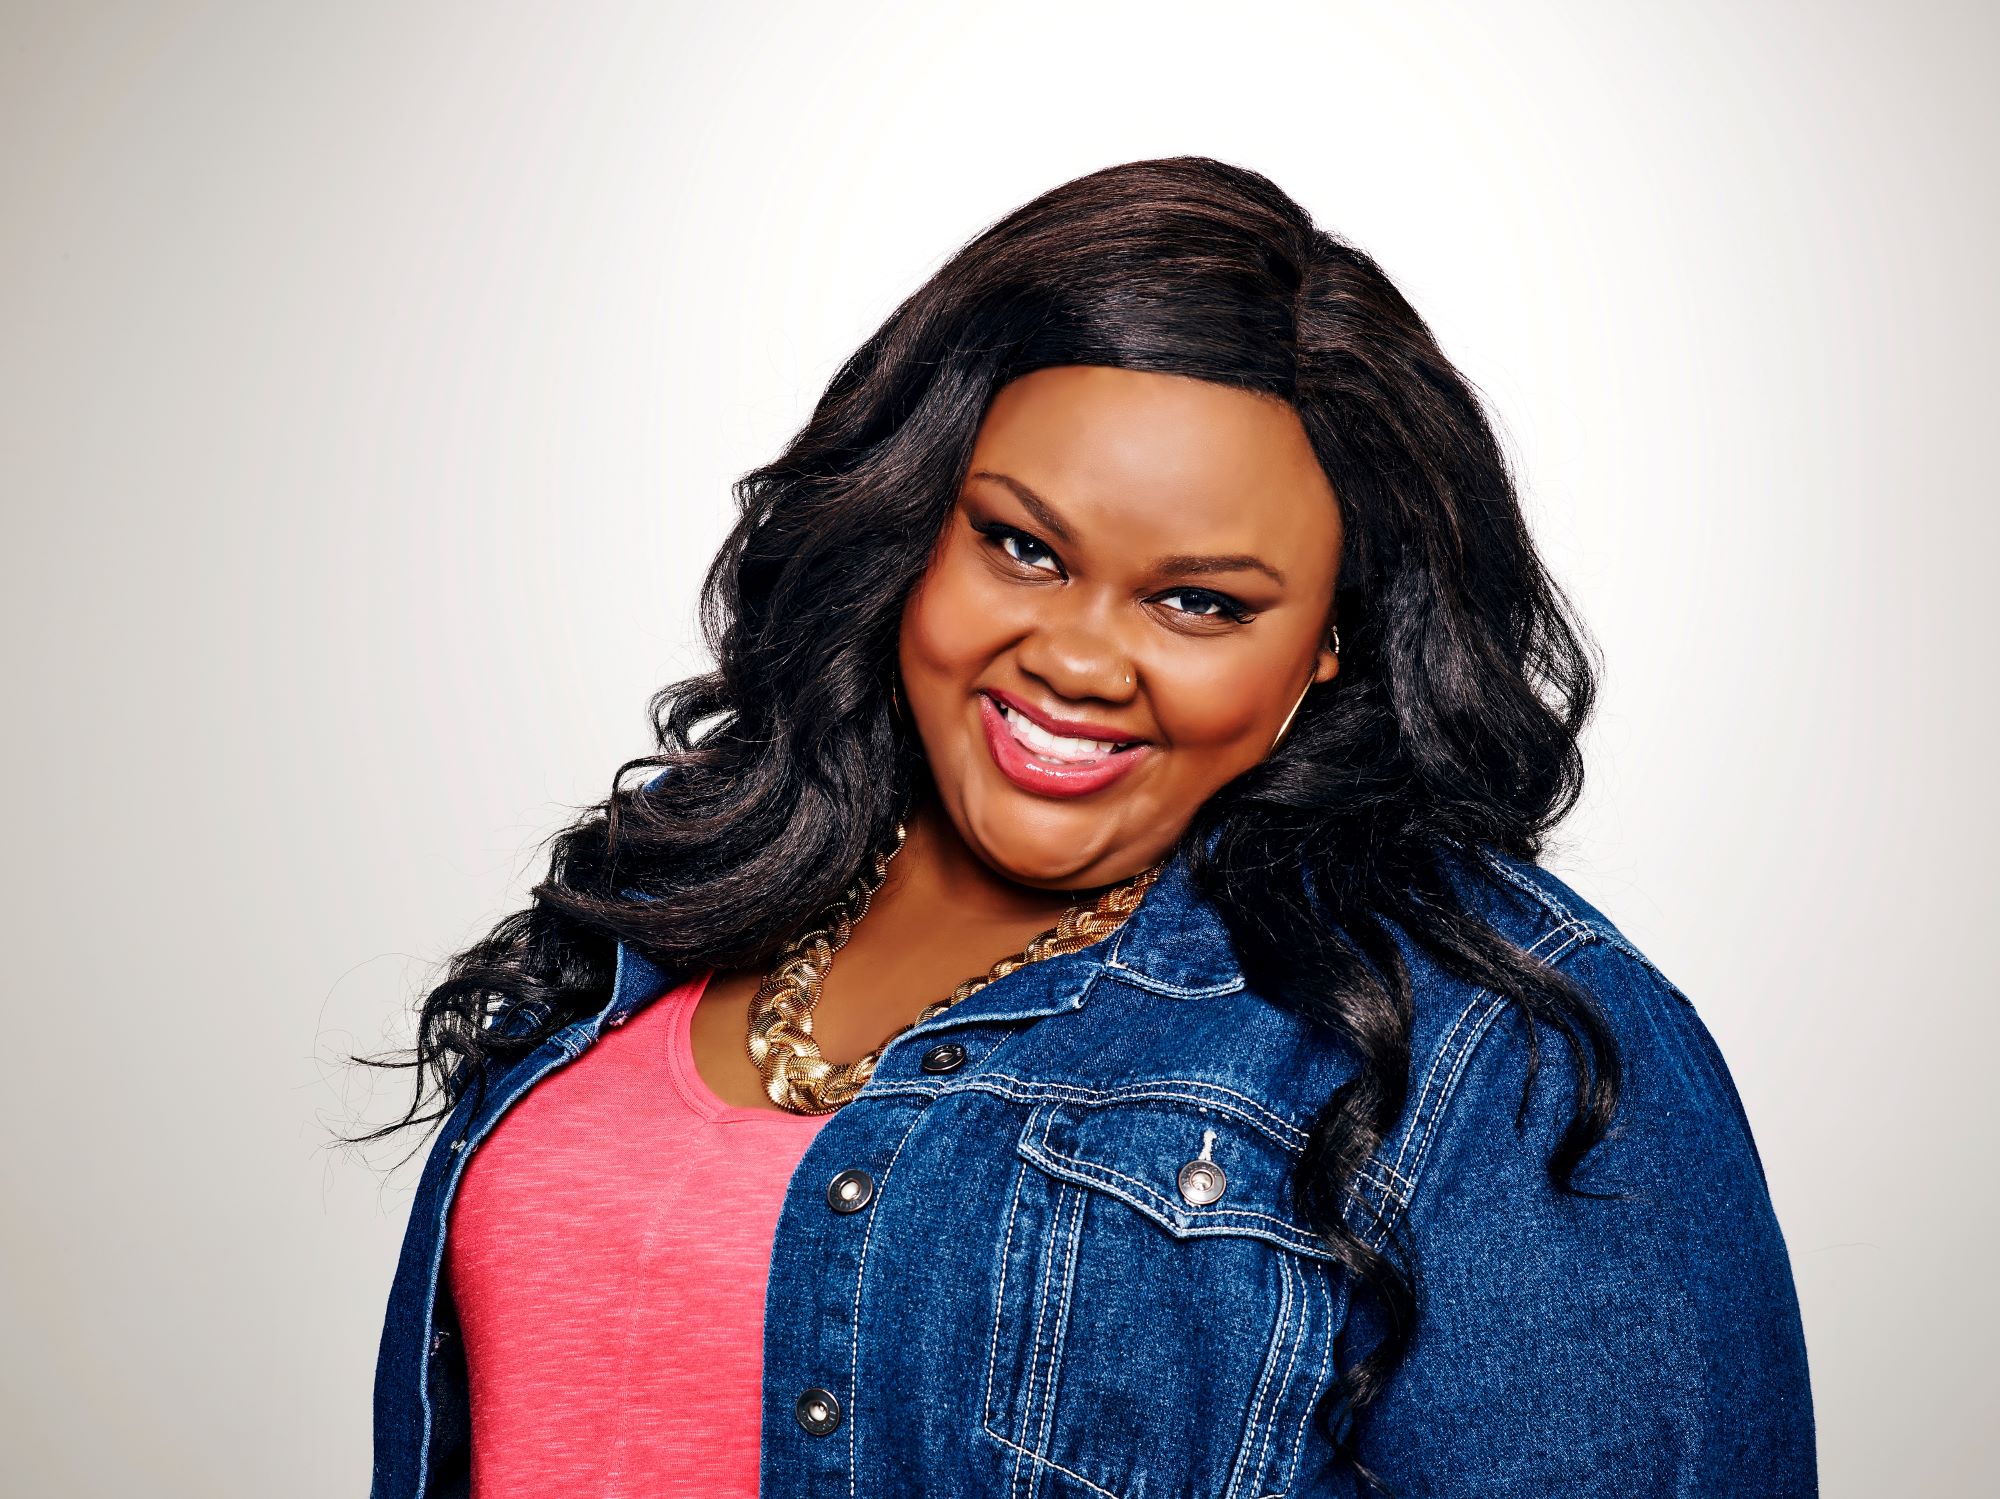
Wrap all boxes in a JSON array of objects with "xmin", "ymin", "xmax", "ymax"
[{"xmin": 1319, "ymin": 939, "xmax": 1817, "ymax": 1498}]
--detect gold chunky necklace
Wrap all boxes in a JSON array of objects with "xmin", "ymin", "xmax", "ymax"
[{"xmin": 745, "ymin": 817, "xmax": 1164, "ymax": 1115}]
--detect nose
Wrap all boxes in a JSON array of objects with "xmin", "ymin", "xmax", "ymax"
[{"xmin": 1012, "ymin": 596, "xmax": 1138, "ymax": 706}]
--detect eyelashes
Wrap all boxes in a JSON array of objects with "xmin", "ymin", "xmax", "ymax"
[
  {"xmin": 1155, "ymin": 588, "xmax": 1254, "ymax": 624},
  {"xmin": 969, "ymin": 519, "xmax": 1255, "ymax": 626},
  {"xmin": 975, "ymin": 520, "xmax": 1060, "ymax": 573}
]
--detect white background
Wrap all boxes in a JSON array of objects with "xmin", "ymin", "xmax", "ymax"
[{"xmin": 2, "ymin": 2, "xmax": 1992, "ymax": 1492}]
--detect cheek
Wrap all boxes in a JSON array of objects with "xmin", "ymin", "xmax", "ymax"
[
  {"xmin": 898, "ymin": 548, "xmax": 1025, "ymax": 683},
  {"xmin": 1146, "ymin": 649, "xmax": 1284, "ymax": 751}
]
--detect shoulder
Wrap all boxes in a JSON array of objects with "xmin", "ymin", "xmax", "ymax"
[
  {"xmin": 1331, "ymin": 847, "xmax": 1817, "ymax": 1489},
  {"xmin": 1355, "ymin": 846, "xmax": 1786, "ymax": 1272},
  {"xmin": 1329, "ymin": 843, "xmax": 1783, "ymax": 1245}
]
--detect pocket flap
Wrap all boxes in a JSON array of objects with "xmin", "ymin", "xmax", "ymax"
[{"xmin": 1018, "ymin": 1094, "xmax": 1337, "ymax": 1260}]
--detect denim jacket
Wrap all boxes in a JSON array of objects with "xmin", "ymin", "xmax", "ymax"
[{"xmin": 369, "ymin": 839, "xmax": 1815, "ymax": 1498}]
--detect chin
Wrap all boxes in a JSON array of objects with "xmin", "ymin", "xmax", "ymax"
[{"xmin": 961, "ymin": 798, "xmax": 1135, "ymax": 891}]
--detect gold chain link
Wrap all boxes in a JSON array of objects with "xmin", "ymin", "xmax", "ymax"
[{"xmin": 745, "ymin": 820, "xmax": 1164, "ymax": 1115}]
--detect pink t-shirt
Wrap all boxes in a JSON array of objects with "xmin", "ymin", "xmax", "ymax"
[{"xmin": 445, "ymin": 967, "xmax": 832, "ymax": 1498}]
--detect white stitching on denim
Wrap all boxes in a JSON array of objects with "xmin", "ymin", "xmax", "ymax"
[
  {"xmin": 1354, "ymin": 1158, "xmax": 1413, "ymax": 1195},
  {"xmin": 1365, "ymin": 925, "xmax": 1589, "ymax": 1252},
  {"xmin": 1371, "ymin": 996, "xmax": 1516, "ymax": 1252},
  {"xmin": 1030, "ymin": 1185, "xmax": 1088, "ymax": 1479},
  {"xmin": 1099, "ymin": 960, "xmax": 1247, "ymax": 999},
  {"xmin": 1032, "ymin": 1102, "xmax": 1312, "ymax": 1245},
  {"xmin": 1228, "ymin": 1248, "xmax": 1291, "ymax": 1496},
  {"xmin": 1283, "ymin": 1261, "xmax": 1337, "ymax": 1495},
  {"xmin": 984, "ymin": 1157, "xmax": 1029, "ymax": 1436},
  {"xmin": 1383, "ymin": 923, "xmax": 1575, "ymax": 1187},
  {"xmin": 1226, "ymin": 1247, "xmax": 1295, "ymax": 1496},
  {"xmin": 1014, "ymin": 1172, "xmax": 1065, "ymax": 1499},
  {"xmin": 985, "ymin": 1156, "xmax": 1133, "ymax": 1499},
  {"xmin": 861, "ymin": 1075, "xmax": 1315, "ymax": 1150},
  {"xmin": 1338, "ymin": 1179, "xmax": 1401, "ymax": 1244},
  {"xmin": 1399, "ymin": 926, "xmax": 1591, "ymax": 1206},
  {"xmin": 846, "ymin": 1103, "xmax": 928, "ymax": 1499},
  {"xmin": 1258, "ymin": 1252, "xmax": 1312, "ymax": 1494},
  {"xmin": 1029, "ymin": 1148, "xmax": 1333, "ymax": 1256},
  {"xmin": 1474, "ymin": 849, "xmax": 1586, "ymax": 931},
  {"xmin": 978, "ymin": 1074, "xmax": 1312, "ymax": 1146},
  {"xmin": 983, "ymin": 1430, "xmax": 1125, "ymax": 1499},
  {"xmin": 1023, "ymin": 1108, "xmax": 1335, "ymax": 1260}
]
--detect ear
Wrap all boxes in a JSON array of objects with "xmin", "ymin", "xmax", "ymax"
[{"xmin": 1310, "ymin": 624, "xmax": 1341, "ymax": 685}]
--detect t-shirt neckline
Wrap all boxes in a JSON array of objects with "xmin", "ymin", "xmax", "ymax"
[{"xmin": 664, "ymin": 967, "xmax": 833, "ymax": 1127}]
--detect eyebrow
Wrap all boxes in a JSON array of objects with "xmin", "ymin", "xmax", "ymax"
[{"xmin": 966, "ymin": 470, "xmax": 1288, "ymax": 587}]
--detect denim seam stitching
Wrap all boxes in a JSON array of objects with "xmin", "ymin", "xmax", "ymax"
[
  {"xmin": 1015, "ymin": 1176, "xmax": 1065, "ymax": 1498},
  {"xmin": 978, "ymin": 1074, "xmax": 1312, "ymax": 1146},
  {"xmin": 984, "ymin": 1157, "xmax": 1030, "ymax": 1440},
  {"xmin": 1367, "ymin": 923, "xmax": 1592, "ymax": 1251},
  {"xmin": 984, "ymin": 1432, "xmax": 1123, "ymax": 1499},
  {"xmin": 1473, "ymin": 849, "xmax": 1586, "ymax": 930},
  {"xmin": 1227, "ymin": 1248, "xmax": 1292, "ymax": 1496},
  {"xmin": 1099, "ymin": 958, "xmax": 1247, "ymax": 999},
  {"xmin": 1264, "ymin": 1261, "xmax": 1337, "ymax": 1499},
  {"xmin": 1357, "ymin": 1157, "xmax": 1415, "ymax": 1193},
  {"xmin": 1269, "ymin": 1251, "xmax": 1316, "ymax": 1492},
  {"xmin": 1034, "ymin": 1185, "xmax": 1089, "ymax": 1484},
  {"xmin": 1229, "ymin": 1246, "xmax": 1297, "ymax": 1496},
  {"xmin": 1382, "ymin": 921, "xmax": 1578, "ymax": 1187},
  {"xmin": 1026, "ymin": 1107, "xmax": 1335, "ymax": 1260},
  {"xmin": 863, "ymin": 1074, "xmax": 1310, "ymax": 1147},
  {"xmin": 846, "ymin": 1103, "xmax": 929, "ymax": 1498}
]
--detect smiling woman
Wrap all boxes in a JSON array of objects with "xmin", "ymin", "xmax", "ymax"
[
  {"xmin": 899, "ymin": 368, "xmax": 1344, "ymax": 884},
  {"xmin": 352, "ymin": 156, "xmax": 1814, "ymax": 1499}
]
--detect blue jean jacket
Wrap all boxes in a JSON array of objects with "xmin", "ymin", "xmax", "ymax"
[{"xmin": 369, "ymin": 842, "xmax": 1815, "ymax": 1497}]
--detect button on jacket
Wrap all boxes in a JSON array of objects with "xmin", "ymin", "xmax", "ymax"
[{"xmin": 369, "ymin": 840, "xmax": 1815, "ymax": 1497}]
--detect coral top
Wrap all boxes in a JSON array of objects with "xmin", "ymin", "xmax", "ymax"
[{"xmin": 445, "ymin": 967, "xmax": 832, "ymax": 1499}]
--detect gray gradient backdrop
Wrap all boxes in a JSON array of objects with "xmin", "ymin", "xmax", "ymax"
[{"xmin": 3, "ymin": 2, "xmax": 1992, "ymax": 1494}]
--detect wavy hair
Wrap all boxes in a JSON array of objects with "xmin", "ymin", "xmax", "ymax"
[{"xmin": 348, "ymin": 155, "xmax": 1622, "ymax": 1493}]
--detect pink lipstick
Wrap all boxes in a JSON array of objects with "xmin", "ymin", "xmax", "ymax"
[{"xmin": 977, "ymin": 690, "xmax": 1153, "ymax": 799}]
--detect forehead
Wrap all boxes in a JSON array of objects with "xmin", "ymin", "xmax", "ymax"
[{"xmin": 968, "ymin": 365, "xmax": 1340, "ymax": 569}]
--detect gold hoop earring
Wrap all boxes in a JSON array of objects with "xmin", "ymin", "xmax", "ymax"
[
  {"xmin": 1267, "ymin": 676, "xmax": 1315, "ymax": 757},
  {"xmin": 1266, "ymin": 626, "xmax": 1339, "ymax": 758}
]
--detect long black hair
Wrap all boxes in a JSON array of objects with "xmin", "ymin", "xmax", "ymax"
[{"xmin": 348, "ymin": 155, "xmax": 1621, "ymax": 1493}]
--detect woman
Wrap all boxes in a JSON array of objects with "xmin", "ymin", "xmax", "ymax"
[{"xmin": 359, "ymin": 156, "xmax": 1814, "ymax": 1498}]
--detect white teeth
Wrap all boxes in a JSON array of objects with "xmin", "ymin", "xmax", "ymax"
[{"xmin": 998, "ymin": 702, "xmax": 1122, "ymax": 762}]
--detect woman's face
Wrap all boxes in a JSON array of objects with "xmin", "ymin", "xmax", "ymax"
[{"xmin": 897, "ymin": 364, "xmax": 1343, "ymax": 891}]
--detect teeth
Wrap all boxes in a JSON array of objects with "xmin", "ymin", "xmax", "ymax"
[{"xmin": 999, "ymin": 702, "xmax": 1123, "ymax": 762}]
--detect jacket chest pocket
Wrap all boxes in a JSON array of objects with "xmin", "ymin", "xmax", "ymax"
[{"xmin": 981, "ymin": 1093, "xmax": 1341, "ymax": 1499}]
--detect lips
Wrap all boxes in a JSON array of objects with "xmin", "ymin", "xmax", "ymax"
[{"xmin": 977, "ymin": 691, "xmax": 1153, "ymax": 799}]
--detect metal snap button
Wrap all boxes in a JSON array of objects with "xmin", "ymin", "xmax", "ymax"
[
  {"xmin": 826, "ymin": 1168, "xmax": 876, "ymax": 1214},
  {"xmin": 1177, "ymin": 1159, "xmax": 1227, "ymax": 1204},
  {"xmin": 920, "ymin": 1042, "xmax": 967, "ymax": 1074},
  {"xmin": 795, "ymin": 1386, "xmax": 842, "ymax": 1435},
  {"xmin": 1177, "ymin": 1128, "xmax": 1227, "ymax": 1205}
]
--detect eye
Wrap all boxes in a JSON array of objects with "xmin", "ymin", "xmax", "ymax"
[
  {"xmin": 1156, "ymin": 587, "xmax": 1254, "ymax": 624},
  {"xmin": 973, "ymin": 521, "xmax": 1063, "ymax": 575}
]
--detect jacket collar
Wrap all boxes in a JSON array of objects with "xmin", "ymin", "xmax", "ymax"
[{"xmin": 592, "ymin": 806, "xmax": 1245, "ymax": 1042}]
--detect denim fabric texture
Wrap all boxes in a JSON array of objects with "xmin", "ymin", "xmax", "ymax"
[{"xmin": 369, "ymin": 834, "xmax": 1815, "ymax": 1498}]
